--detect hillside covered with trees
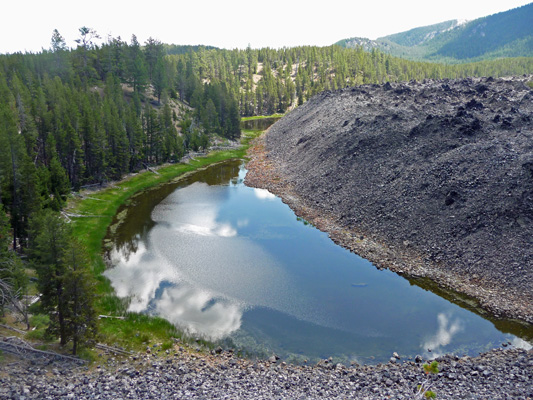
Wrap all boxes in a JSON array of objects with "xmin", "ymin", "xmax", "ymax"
[{"xmin": 337, "ymin": 3, "xmax": 533, "ymax": 63}]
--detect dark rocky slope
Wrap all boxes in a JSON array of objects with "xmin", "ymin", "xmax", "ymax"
[{"xmin": 246, "ymin": 76, "xmax": 533, "ymax": 323}]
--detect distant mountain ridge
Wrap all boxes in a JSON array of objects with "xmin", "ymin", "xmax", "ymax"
[
  {"xmin": 336, "ymin": 3, "xmax": 533, "ymax": 62},
  {"xmin": 381, "ymin": 19, "xmax": 465, "ymax": 47}
]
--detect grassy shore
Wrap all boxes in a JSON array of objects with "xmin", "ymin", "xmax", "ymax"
[
  {"xmin": 66, "ymin": 131, "xmax": 259, "ymax": 353},
  {"xmin": 241, "ymin": 114, "xmax": 284, "ymax": 121}
]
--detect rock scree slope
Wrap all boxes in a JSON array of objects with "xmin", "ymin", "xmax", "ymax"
[{"xmin": 246, "ymin": 76, "xmax": 533, "ymax": 323}]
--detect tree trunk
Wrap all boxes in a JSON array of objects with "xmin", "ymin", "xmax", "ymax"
[
  {"xmin": 9, "ymin": 138, "xmax": 19, "ymax": 250},
  {"xmin": 57, "ymin": 284, "xmax": 67, "ymax": 346}
]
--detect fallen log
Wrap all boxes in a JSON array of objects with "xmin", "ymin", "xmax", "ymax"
[
  {"xmin": 98, "ymin": 314, "xmax": 125, "ymax": 320},
  {"xmin": 0, "ymin": 337, "xmax": 87, "ymax": 364},
  {"xmin": 95, "ymin": 343, "xmax": 133, "ymax": 356},
  {"xmin": 0, "ymin": 323, "xmax": 26, "ymax": 335}
]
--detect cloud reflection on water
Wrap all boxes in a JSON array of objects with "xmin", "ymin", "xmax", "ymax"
[
  {"xmin": 253, "ymin": 188, "xmax": 276, "ymax": 200},
  {"xmin": 104, "ymin": 161, "xmax": 533, "ymax": 362},
  {"xmin": 106, "ymin": 180, "xmax": 320, "ymax": 339},
  {"xmin": 511, "ymin": 337, "xmax": 533, "ymax": 350},
  {"xmin": 422, "ymin": 313, "xmax": 463, "ymax": 358},
  {"xmin": 105, "ymin": 241, "xmax": 244, "ymax": 340},
  {"xmin": 156, "ymin": 285, "xmax": 243, "ymax": 340},
  {"xmin": 161, "ymin": 185, "xmax": 238, "ymax": 238},
  {"xmin": 175, "ymin": 222, "xmax": 237, "ymax": 237},
  {"xmin": 105, "ymin": 241, "xmax": 171, "ymax": 313},
  {"xmin": 150, "ymin": 183, "xmax": 313, "ymax": 321}
]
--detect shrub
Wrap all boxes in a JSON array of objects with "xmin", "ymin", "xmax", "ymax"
[{"xmin": 416, "ymin": 361, "xmax": 439, "ymax": 399}]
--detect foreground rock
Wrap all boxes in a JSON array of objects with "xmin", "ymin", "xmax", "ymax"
[
  {"xmin": 246, "ymin": 76, "xmax": 533, "ymax": 324},
  {"xmin": 1, "ymin": 347, "xmax": 531, "ymax": 399}
]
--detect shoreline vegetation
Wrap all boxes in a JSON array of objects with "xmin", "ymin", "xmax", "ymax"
[
  {"xmin": 239, "ymin": 114, "xmax": 285, "ymax": 121},
  {"xmin": 62, "ymin": 125, "xmax": 261, "ymax": 357}
]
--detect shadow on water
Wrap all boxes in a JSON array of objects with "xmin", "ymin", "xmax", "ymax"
[
  {"xmin": 241, "ymin": 116, "xmax": 282, "ymax": 131},
  {"xmin": 407, "ymin": 276, "xmax": 533, "ymax": 342}
]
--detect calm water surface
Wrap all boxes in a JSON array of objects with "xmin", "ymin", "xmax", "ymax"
[
  {"xmin": 105, "ymin": 160, "xmax": 532, "ymax": 364},
  {"xmin": 241, "ymin": 117, "xmax": 282, "ymax": 131}
]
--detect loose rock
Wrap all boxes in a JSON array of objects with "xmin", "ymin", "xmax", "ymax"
[{"xmin": 2, "ymin": 348, "xmax": 530, "ymax": 399}]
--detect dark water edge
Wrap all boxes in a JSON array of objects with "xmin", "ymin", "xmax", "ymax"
[
  {"xmin": 241, "ymin": 116, "xmax": 282, "ymax": 131},
  {"xmin": 408, "ymin": 276, "xmax": 533, "ymax": 342}
]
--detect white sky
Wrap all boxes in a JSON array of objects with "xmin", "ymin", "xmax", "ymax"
[{"xmin": 1, "ymin": 0, "xmax": 531, "ymax": 53}]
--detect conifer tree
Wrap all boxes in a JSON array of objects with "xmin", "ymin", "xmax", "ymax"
[
  {"xmin": 30, "ymin": 210, "xmax": 97, "ymax": 353},
  {"xmin": 74, "ymin": 27, "xmax": 100, "ymax": 86},
  {"xmin": 152, "ymin": 58, "xmax": 168, "ymax": 104},
  {"xmin": 30, "ymin": 209, "xmax": 70, "ymax": 344},
  {"xmin": 144, "ymin": 37, "xmax": 164, "ymax": 82},
  {"xmin": 0, "ymin": 205, "xmax": 27, "ymax": 323},
  {"xmin": 127, "ymin": 35, "xmax": 148, "ymax": 94},
  {"xmin": 61, "ymin": 238, "xmax": 97, "ymax": 355},
  {"xmin": 125, "ymin": 103, "xmax": 145, "ymax": 171},
  {"xmin": 0, "ymin": 103, "xmax": 41, "ymax": 249}
]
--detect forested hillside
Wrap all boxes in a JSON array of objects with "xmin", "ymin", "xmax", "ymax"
[
  {"xmin": 337, "ymin": 3, "xmax": 533, "ymax": 62},
  {"xmin": 434, "ymin": 3, "xmax": 533, "ymax": 60},
  {"xmin": 170, "ymin": 45, "xmax": 533, "ymax": 115},
  {"xmin": 382, "ymin": 20, "xmax": 462, "ymax": 47}
]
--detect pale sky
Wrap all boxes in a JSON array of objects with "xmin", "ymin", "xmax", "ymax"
[{"xmin": 1, "ymin": 0, "xmax": 531, "ymax": 54}]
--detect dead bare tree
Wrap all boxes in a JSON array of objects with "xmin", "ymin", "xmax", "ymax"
[
  {"xmin": 0, "ymin": 265, "xmax": 30, "ymax": 330},
  {"xmin": 0, "ymin": 272, "xmax": 12, "ymax": 311}
]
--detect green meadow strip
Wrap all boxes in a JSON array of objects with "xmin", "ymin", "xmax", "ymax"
[
  {"xmin": 241, "ymin": 114, "xmax": 284, "ymax": 121},
  {"xmin": 67, "ymin": 132, "xmax": 259, "ymax": 351}
]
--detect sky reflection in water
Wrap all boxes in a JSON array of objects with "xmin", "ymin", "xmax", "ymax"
[{"xmin": 105, "ymin": 162, "xmax": 532, "ymax": 363}]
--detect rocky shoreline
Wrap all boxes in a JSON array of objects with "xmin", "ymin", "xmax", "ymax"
[
  {"xmin": 245, "ymin": 77, "xmax": 533, "ymax": 325},
  {"xmin": 1, "ymin": 343, "xmax": 531, "ymax": 399}
]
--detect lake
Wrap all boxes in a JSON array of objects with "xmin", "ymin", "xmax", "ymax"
[
  {"xmin": 241, "ymin": 117, "xmax": 282, "ymax": 131},
  {"xmin": 105, "ymin": 160, "xmax": 532, "ymax": 364}
]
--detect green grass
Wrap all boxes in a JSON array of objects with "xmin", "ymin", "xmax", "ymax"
[
  {"xmin": 241, "ymin": 114, "xmax": 284, "ymax": 121},
  {"xmin": 98, "ymin": 313, "xmax": 181, "ymax": 350},
  {"xmin": 67, "ymin": 133, "xmax": 263, "ymax": 352},
  {"xmin": 25, "ymin": 315, "xmax": 52, "ymax": 341}
]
